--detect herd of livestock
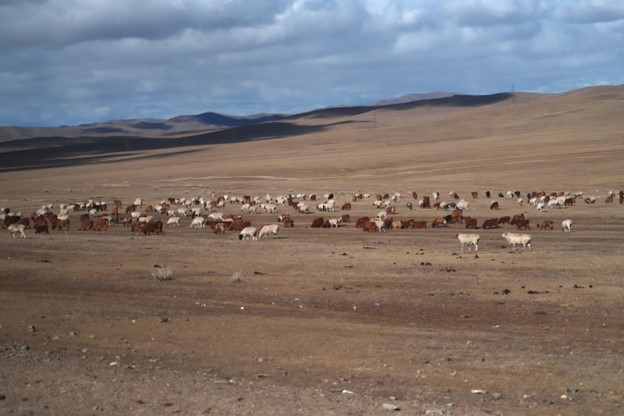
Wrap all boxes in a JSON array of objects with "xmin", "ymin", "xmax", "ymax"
[{"xmin": 2, "ymin": 189, "xmax": 623, "ymax": 251}]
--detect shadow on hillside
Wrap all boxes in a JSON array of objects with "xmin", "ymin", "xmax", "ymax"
[
  {"xmin": 291, "ymin": 93, "xmax": 513, "ymax": 118},
  {"xmin": 0, "ymin": 120, "xmax": 358, "ymax": 172}
]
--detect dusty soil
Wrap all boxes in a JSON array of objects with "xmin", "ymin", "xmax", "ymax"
[
  {"xmin": 1, "ymin": 88, "xmax": 624, "ymax": 415},
  {"xmin": 1, "ymin": 182, "xmax": 623, "ymax": 416}
]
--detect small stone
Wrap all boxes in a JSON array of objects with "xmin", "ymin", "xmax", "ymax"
[{"xmin": 382, "ymin": 402, "xmax": 400, "ymax": 411}]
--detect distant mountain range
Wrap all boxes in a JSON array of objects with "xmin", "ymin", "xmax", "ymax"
[
  {"xmin": 366, "ymin": 91, "xmax": 455, "ymax": 106},
  {"xmin": 0, "ymin": 92, "xmax": 455, "ymax": 143}
]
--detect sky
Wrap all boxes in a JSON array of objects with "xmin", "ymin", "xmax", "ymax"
[{"xmin": 1, "ymin": 0, "xmax": 623, "ymax": 127}]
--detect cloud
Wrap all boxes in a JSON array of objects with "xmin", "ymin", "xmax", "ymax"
[{"xmin": 0, "ymin": 0, "xmax": 623, "ymax": 126}]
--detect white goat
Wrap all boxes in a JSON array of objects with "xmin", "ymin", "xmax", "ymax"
[
  {"xmin": 239, "ymin": 226, "xmax": 258, "ymax": 241},
  {"xmin": 8, "ymin": 224, "xmax": 26, "ymax": 238},
  {"xmin": 258, "ymin": 224, "xmax": 280, "ymax": 239},
  {"xmin": 502, "ymin": 232, "xmax": 532, "ymax": 251},
  {"xmin": 456, "ymin": 233, "xmax": 480, "ymax": 252},
  {"xmin": 562, "ymin": 219, "xmax": 572, "ymax": 232}
]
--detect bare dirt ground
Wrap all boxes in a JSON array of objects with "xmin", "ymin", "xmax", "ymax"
[{"xmin": 1, "ymin": 89, "xmax": 624, "ymax": 415}]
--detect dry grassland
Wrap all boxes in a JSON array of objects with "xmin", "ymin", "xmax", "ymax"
[{"xmin": 1, "ymin": 86, "xmax": 624, "ymax": 415}]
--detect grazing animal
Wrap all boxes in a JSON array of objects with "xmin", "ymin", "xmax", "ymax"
[
  {"xmin": 562, "ymin": 219, "xmax": 572, "ymax": 232},
  {"xmin": 258, "ymin": 223, "xmax": 280, "ymax": 239},
  {"xmin": 456, "ymin": 233, "xmax": 480, "ymax": 252},
  {"xmin": 514, "ymin": 219, "xmax": 531, "ymax": 230},
  {"xmin": 489, "ymin": 201, "xmax": 499, "ymax": 210},
  {"xmin": 431, "ymin": 218, "xmax": 447, "ymax": 228},
  {"xmin": 536, "ymin": 220, "xmax": 554, "ymax": 230},
  {"xmin": 502, "ymin": 232, "xmax": 532, "ymax": 251},
  {"xmin": 413, "ymin": 220, "xmax": 427, "ymax": 229},
  {"xmin": 80, "ymin": 220, "xmax": 94, "ymax": 231},
  {"xmin": 239, "ymin": 226, "xmax": 258, "ymax": 241},
  {"xmin": 8, "ymin": 224, "xmax": 26, "ymax": 238},
  {"xmin": 167, "ymin": 217, "xmax": 181, "ymax": 226},
  {"xmin": 464, "ymin": 217, "xmax": 478, "ymax": 229},
  {"xmin": 481, "ymin": 218, "xmax": 499, "ymax": 229},
  {"xmin": 311, "ymin": 217, "xmax": 325, "ymax": 228},
  {"xmin": 190, "ymin": 216, "xmax": 206, "ymax": 228}
]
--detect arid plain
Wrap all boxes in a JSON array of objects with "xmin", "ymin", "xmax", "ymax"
[{"xmin": 1, "ymin": 86, "xmax": 624, "ymax": 415}]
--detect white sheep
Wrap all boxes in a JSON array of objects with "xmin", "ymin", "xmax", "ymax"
[
  {"xmin": 562, "ymin": 219, "xmax": 572, "ymax": 232},
  {"xmin": 502, "ymin": 232, "xmax": 532, "ymax": 251},
  {"xmin": 166, "ymin": 217, "xmax": 180, "ymax": 226},
  {"xmin": 190, "ymin": 217, "xmax": 206, "ymax": 228},
  {"xmin": 456, "ymin": 199, "xmax": 470, "ymax": 210},
  {"xmin": 456, "ymin": 233, "xmax": 480, "ymax": 252},
  {"xmin": 8, "ymin": 223, "xmax": 26, "ymax": 238},
  {"xmin": 258, "ymin": 224, "xmax": 280, "ymax": 239},
  {"xmin": 239, "ymin": 226, "xmax": 258, "ymax": 241},
  {"xmin": 328, "ymin": 218, "xmax": 342, "ymax": 228},
  {"xmin": 208, "ymin": 212, "xmax": 224, "ymax": 222}
]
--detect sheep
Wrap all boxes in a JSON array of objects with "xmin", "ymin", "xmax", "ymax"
[
  {"xmin": 208, "ymin": 212, "xmax": 224, "ymax": 222},
  {"xmin": 502, "ymin": 232, "xmax": 532, "ymax": 251},
  {"xmin": 239, "ymin": 226, "xmax": 258, "ymax": 241},
  {"xmin": 456, "ymin": 233, "xmax": 480, "ymax": 252},
  {"xmin": 562, "ymin": 219, "xmax": 572, "ymax": 232},
  {"xmin": 190, "ymin": 217, "xmax": 206, "ymax": 228},
  {"xmin": 328, "ymin": 218, "xmax": 342, "ymax": 228},
  {"xmin": 456, "ymin": 199, "xmax": 470, "ymax": 210},
  {"xmin": 166, "ymin": 217, "xmax": 180, "ymax": 227},
  {"xmin": 8, "ymin": 223, "xmax": 26, "ymax": 238},
  {"xmin": 258, "ymin": 224, "xmax": 280, "ymax": 239}
]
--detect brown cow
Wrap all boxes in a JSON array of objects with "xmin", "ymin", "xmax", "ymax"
[
  {"xmin": 490, "ymin": 201, "xmax": 499, "ymax": 210},
  {"xmin": 283, "ymin": 218, "xmax": 294, "ymax": 228},
  {"xmin": 471, "ymin": 191, "xmax": 478, "ymax": 198},
  {"xmin": 341, "ymin": 202, "xmax": 352, "ymax": 210},
  {"xmin": 605, "ymin": 195, "xmax": 614, "ymax": 204},
  {"xmin": 340, "ymin": 214, "xmax": 350, "ymax": 224}
]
